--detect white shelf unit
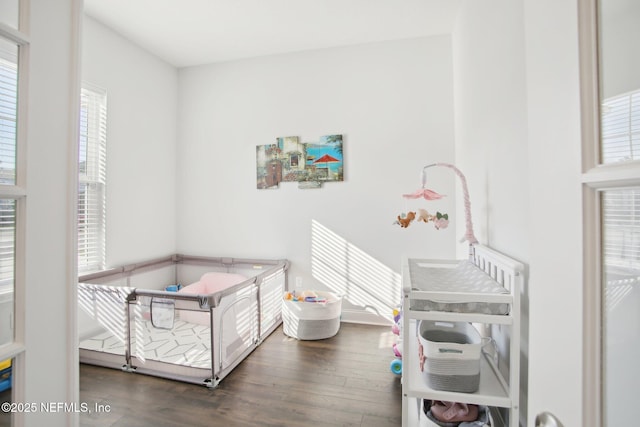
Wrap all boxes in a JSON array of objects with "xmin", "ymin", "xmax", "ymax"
[{"xmin": 401, "ymin": 245, "xmax": 523, "ymax": 427}]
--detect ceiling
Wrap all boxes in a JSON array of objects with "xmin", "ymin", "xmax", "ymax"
[{"xmin": 83, "ymin": 0, "xmax": 461, "ymax": 68}]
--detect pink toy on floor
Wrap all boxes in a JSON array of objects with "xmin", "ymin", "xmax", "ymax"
[{"xmin": 393, "ymin": 342, "xmax": 402, "ymax": 358}]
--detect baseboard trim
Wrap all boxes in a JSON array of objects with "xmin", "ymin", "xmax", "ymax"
[{"xmin": 340, "ymin": 308, "xmax": 392, "ymax": 326}]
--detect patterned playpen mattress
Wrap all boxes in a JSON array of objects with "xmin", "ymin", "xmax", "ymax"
[
  {"xmin": 407, "ymin": 259, "xmax": 510, "ymax": 315},
  {"xmin": 80, "ymin": 319, "xmax": 212, "ymax": 369}
]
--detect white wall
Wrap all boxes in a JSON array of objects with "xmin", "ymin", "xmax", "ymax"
[
  {"xmin": 452, "ymin": 1, "xmax": 529, "ymax": 424},
  {"xmin": 452, "ymin": 1, "xmax": 529, "ymax": 262},
  {"xmin": 523, "ymin": 0, "xmax": 584, "ymax": 426},
  {"xmin": 23, "ymin": 0, "xmax": 80, "ymax": 425},
  {"xmin": 81, "ymin": 17, "xmax": 178, "ymax": 267},
  {"xmin": 177, "ymin": 37, "xmax": 458, "ymax": 322},
  {"xmin": 454, "ymin": 1, "xmax": 585, "ymax": 426}
]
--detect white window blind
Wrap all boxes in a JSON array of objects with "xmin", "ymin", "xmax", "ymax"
[
  {"xmin": 601, "ymin": 89, "xmax": 640, "ymax": 271},
  {"xmin": 0, "ymin": 54, "xmax": 17, "ymax": 185},
  {"xmin": 601, "ymin": 89, "xmax": 640, "ymax": 163},
  {"xmin": 0, "ymin": 46, "xmax": 17, "ymax": 291},
  {"xmin": 602, "ymin": 189, "xmax": 640, "ymax": 270},
  {"xmin": 78, "ymin": 86, "xmax": 107, "ymax": 273}
]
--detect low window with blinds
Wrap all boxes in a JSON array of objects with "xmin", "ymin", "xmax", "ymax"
[
  {"xmin": 0, "ymin": 199, "xmax": 14, "ymax": 347},
  {"xmin": 0, "ymin": 198, "xmax": 14, "ymax": 289},
  {"xmin": 601, "ymin": 89, "xmax": 640, "ymax": 163},
  {"xmin": 78, "ymin": 86, "xmax": 107, "ymax": 273},
  {"xmin": 603, "ymin": 189, "xmax": 640, "ymax": 269}
]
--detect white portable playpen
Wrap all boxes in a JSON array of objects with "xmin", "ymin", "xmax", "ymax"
[{"xmin": 78, "ymin": 254, "xmax": 289, "ymax": 388}]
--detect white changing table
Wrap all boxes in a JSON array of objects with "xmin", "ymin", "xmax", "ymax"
[{"xmin": 401, "ymin": 244, "xmax": 523, "ymax": 427}]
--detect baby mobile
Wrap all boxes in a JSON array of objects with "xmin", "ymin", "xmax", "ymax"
[{"xmin": 394, "ymin": 163, "xmax": 478, "ymax": 245}]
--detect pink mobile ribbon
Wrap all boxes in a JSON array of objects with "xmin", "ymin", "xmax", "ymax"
[{"xmin": 402, "ymin": 188, "xmax": 445, "ymax": 200}]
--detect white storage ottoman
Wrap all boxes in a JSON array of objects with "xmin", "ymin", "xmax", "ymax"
[{"xmin": 282, "ymin": 291, "xmax": 342, "ymax": 340}]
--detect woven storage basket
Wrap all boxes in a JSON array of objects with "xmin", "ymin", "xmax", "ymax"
[
  {"xmin": 282, "ymin": 291, "xmax": 342, "ymax": 340},
  {"xmin": 418, "ymin": 320, "xmax": 482, "ymax": 393}
]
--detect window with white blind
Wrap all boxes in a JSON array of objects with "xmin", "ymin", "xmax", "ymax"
[
  {"xmin": 78, "ymin": 86, "xmax": 107, "ymax": 273},
  {"xmin": 0, "ymin": 42, "xmax": 17, "ymax": 297},
  {"xmin": 601, "ymin": 89, "xmax": 640, "ymax": 163},
  {"xmin": 599, "ymin": 88, "xmax": 640, "ymax": 426}
]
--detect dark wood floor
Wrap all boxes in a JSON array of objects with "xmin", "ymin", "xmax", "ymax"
[{"xmin": 2, "ymin": 323, "xmax": 402, "ymax": 426}]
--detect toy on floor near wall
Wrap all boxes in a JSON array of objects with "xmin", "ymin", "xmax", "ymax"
[
  {"xmin": 395, "ymin": 162, "xmax": 478, "ymax": 244},
  {"xmin": 390, "ymin": 306, "xmax": 403, "ymax": 375},
  {"xmin": 284, "ymin": 290, "xmax": 328, "ymax": 303}
]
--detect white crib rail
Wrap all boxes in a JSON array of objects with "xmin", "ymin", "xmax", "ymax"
[{"xmin": 471, "ymin": 244, "xmax": 525, "ymax": 294}]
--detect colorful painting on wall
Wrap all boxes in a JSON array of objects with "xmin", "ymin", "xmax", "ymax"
[{"xmin": 256, "ymin": 134, "xmax": 343, "ymax": 189}]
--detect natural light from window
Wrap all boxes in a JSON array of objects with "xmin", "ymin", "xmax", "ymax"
[{"xmin": 310, "ymin": 219, "xmax": 401, "ymax": 323}]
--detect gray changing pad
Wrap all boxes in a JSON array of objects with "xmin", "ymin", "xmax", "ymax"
[{"xmin": 408, "ymin": 259, "xmax": 510, "ymax": 315}]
